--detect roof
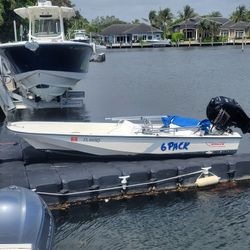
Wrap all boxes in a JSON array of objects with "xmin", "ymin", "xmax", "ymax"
[
  {"xmin": 178, "ymin": 17, "xmax": 201, "ymax": 29},
  {"xmin": 175, "ymin": 16, "xmax": 229, "ymax": 30},
  {"xmin": 221, "ymin": 20, "xmax": 250, "ymax": 30},
  {"xmin": 205, "ymin": 17, "xmax": 229, "ymax": 25},
  {"xmin": 220, "ymin": 20, "xmax": 235, "ymax": 29},
  {"xmin": 230, "ymin": 21, "xmax": 250, "ymax": 29},
  {"xmin": 100, "ymin": 23, "xmax": 163, "ymax": 36}
]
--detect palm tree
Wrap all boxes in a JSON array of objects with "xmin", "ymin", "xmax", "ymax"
[
  {"xmin": 178, "ymin": 5, "xmax": 197, "ymax": 21},
  {"xmin": 209, "ymin": 21, "xmax": 221, "ymax": 44},
  {"xmin": 230, "ymin": 5, "xmax": 248, "ymax": 22},
  {"xmin": 158, "ymin": 8, "xmax": 173, "ymax": 38},
  {"xmin": 197, "ymin": 19, "xmax": 210, "ymax": 41},
  {"xmin": 149, "ymin": 10, "xmax": 158, "ymax": 27},
  {"xmin": 206, "ymin": 11, "xmax": 222, "ymax": 17}
]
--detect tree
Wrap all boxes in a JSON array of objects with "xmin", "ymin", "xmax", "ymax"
[
  {"xmin": 209, "ymin": 21, "xmax": 221, "ymax": 43},
  {"xmin": 171, "ymin": 32, "xmax": 184, "ymax": 43},
  {"xmin": 51, "ymin": 0, "xmax": 74, "ymax": 7},
  {"xmin": 0, "ymin": 2, "xmax": 4, "ymax": 27},
  {"xmin": 230, "ymin": 5, "xmax": 249, "ymax": 22},
  {"xmin": 131, "ymin": 19, "xmax": 140, "ymax": 24},
  {"xmin": 178, "ymin": 5, "xmax": 197, "ymax": 21},
  {"xmin": 149, "ymin": 10, "xmax": 158, "ymax": 27},
  {"xmin": 197, "ymin": 19, "xmax": 210, "ymax": 41},
  {"xmin": 148, "ymin": 8, "xmax": 173, "ymax": 38},
  {"xmin": 158, "ymin": 8, "xmax": 173, "ymax": 38},
  {"xmin": 0, "ymin": 0, "xmax": 37, "ymax": 42},
  {"xmin": 206, "ymin": 11, "xmax": 222, "ymax": 17},
  {"xmin": 91, "ymin": 16, "xmax": 126, "ymax": 32}
]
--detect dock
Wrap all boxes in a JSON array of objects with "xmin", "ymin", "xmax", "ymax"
[
  {"xmin": 1, "ymin": 126, "xmax": 250, "ymax": 205},
  {"xmin": 106, "ymin": 40, "xmax": 250, "ymax": 49}
]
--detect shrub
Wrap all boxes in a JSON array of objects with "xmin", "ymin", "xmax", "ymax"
[{"xmin": 171, "ymin": 32, "xmax": 184, "ymax": 42}]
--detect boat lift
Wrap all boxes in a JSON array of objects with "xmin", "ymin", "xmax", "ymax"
[{"xmin": 0, "ymin": 56, "xmax": 86, "ymax": 121}]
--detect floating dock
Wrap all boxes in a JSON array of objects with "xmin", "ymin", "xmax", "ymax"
[{"xmin": 1, "ymin": 126, "xmax": 250, "ymax": 205}]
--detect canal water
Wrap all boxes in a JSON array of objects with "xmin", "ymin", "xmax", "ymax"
[
  {"xmin": 3, "ymin": 45, "xmax": 250, "ymax": 249},
  {"xmin": 51, "ymin": 46, "xmax": 250, "ymax": 249}
]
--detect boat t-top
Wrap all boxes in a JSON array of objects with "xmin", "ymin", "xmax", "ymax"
[{"xmin": 0, "ymin": 0, "xmax": 93, "ymax": 102}]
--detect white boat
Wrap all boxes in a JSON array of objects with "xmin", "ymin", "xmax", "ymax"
[
  {"xmin": 146, "ymin": 38, "xmax": 172, "ymax": 47},
  {"xmin": 71, "ymin": 30, "xmax": 90, "ymax": 43},
  {"xmin": 71, "ymin": 29, "xmax": 106, "ymax": 51},
  {"xmin": 7, "ymin": 115, "xmax": 241, "ymax": 157},
  {"xmin": 0, "ymin": 0, "xmax": 93, "ymax": 102}
]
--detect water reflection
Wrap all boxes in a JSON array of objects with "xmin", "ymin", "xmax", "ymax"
[{"xmin": 11, "ymin": 105, "xmax": 90, "ymax": 122}]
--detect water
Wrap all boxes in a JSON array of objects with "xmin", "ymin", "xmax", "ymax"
[
  {"xmin": 3, "ymin": 46, "xmax": 250, "ymax": 249},
  {"xmin": 81, "ymin": 46, "xmax": 250, "ymax": 153},
  {"xmin": 51, "ymin": 46, "xmax": 250, "ymax": 249},
  {"xmin": 53, "ymin": 186, "xmax": 250, "ymax": 250}
]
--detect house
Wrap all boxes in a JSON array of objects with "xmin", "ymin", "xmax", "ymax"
[
  {"xmin": 100, "ymin": 23, "xmax": 163, "ymax": 44},
  {"xmin": 220, "ymin": 21, "xmax": 250, "ymax": 40},
  {"xmin": 173, "ymin": 17, "xmax": 229, "ymax": 40}
]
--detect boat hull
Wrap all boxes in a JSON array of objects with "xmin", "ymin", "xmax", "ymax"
[
  {"xmin": 12, "ymin": 131, "xmax": 240, "ymax": 157},
  {"xmin": 7, "ymin": 121, "xmax": 241, "ymax": 157},
  {"xmin": 0, "ymin": 42, "xmax": 93, "ymax": 101}
]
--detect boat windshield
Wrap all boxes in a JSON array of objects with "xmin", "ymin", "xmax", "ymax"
[{"xmin": 33, "ymin": 19, "xmax": 61, "ymax": 37}]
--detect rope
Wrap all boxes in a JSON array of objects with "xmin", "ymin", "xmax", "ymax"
[{"xmin": 36, "ymin": 170, "xmax": 203, "ymax": 197}]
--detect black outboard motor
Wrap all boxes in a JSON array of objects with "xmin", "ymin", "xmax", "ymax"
[
  {"xmin": 207, "ymin": 96, "xmax": 250, "ymax": 133},
  {"xmin": 0, "ymin": 186, "xmax": 54, "ymax": 250}
]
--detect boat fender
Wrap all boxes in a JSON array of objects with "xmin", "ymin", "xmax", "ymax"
[
  {"xmin": 119, "ymin": 176, "xmax": 130, "ymax": 190},
  {"xmin": 195, "ymin": 175, "xmax": 220, "ymax": 187},
  {"xmin": 195, "ymin": 167, "xmax": 221, "ymax": 187}
]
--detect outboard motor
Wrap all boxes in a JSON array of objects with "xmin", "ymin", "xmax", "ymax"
[
  {"xmin": 206, "ymin": 96, "xmax": 250, "ymax": 133},
  {"xmin": 0, "ymin": 186, "xmax": 54, "ymax": 250}
]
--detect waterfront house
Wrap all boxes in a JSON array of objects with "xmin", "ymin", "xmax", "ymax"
[
  {"xmin": 173, "ymin": 17, "xmax": 228, "ymax": 40},
  {"xmin": 220, "ymin": 21, "xmax": 250, "ymax": 40},
  {"xmin": 100, "ymin": 23, "xmax": 163, "ymax": 44}
]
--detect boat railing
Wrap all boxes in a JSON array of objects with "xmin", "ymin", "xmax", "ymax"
[
  {"xmin": 142, "ymin": 124, "xmax": 202, "ymax": 135},
  {"xmin": 106, "ymin": 116, "xmax": 203, "ymax": 135}
]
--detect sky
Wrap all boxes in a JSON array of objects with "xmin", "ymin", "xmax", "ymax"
[{"xmin": 72, "ymin": 0, "xmax": 250, "ymax": 22}]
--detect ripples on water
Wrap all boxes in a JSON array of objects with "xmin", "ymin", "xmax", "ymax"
[
  {"xmin": 4, "ymin": 46, "xmax": 250, "ymax": 249},
  {"xmin": 53, "ymin": 185, "xmax": 250, "ymax": 250}
]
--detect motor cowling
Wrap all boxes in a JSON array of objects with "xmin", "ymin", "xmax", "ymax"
[{"xmin": 206, "ymin": 96, "xmax": 250, "ymax": 134}]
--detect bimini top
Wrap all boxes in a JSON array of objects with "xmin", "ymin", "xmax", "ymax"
[{"xmin": 14, "ymin": 1, "xmax": 75, "ymax": 20}]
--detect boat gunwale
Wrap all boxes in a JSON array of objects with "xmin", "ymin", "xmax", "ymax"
[{"xmin": 7, "ymin": 128, "xmax": 242, "ymax": 140}]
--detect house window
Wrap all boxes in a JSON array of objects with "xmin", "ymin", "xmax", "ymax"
[
  {"xmin": 148, "ymin": 35, "xmax": 152, "ymax": 40},
  {"xmin": 235, "ymin": 30, "xmax": 244, "ymax": 38},
  {"xmin": 221, "ymin": 30, "xmax": 228, "ymax": 37},
  {"xmin": 142, "ymin": 35, "xmax": 147, "ymax": 40}
]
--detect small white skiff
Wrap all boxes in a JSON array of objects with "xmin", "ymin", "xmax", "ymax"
[{"xmin": 7, "ymin": 115, "xmax": 241, "ymax": 157}]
